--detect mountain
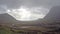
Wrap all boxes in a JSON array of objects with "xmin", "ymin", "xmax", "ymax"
[
  {"xmin": 0, "ymin": 13, "xmax": 17, "ymax": 24},
  {"xmin": 42, "ymin": 6, "xmax": 60, "ymax": 29},
  {"xmin": 44, "ymin": 6, "xmax": 60, "ymax": 23}
]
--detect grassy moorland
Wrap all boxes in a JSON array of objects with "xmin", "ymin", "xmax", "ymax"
[{"xmin": 0, "ymin": 24, "xmax": 60, "ymax": 34}]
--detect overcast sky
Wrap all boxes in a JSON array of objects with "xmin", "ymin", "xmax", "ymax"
[{"xmin": 0, "ymin": 0, "xmax": 60, "ymax": 13}]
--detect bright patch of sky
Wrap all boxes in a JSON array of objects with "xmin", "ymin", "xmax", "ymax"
[{"xmin": 7, "ymin": 6, "xmax": 49, "ymax": 21}]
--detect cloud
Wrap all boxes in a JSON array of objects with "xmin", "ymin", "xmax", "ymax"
[
  {"xmin": 0, "ymin": 0, "xmax": 60, "ymax": 16},
  {"xmin": 8, "ymin": 6, "xmax": 49, "ymax": 21},
  {"xmin": 0, "ymin": 5, "xmax": 8, "ymax": 14},
  {"xmin": 0, "ymin": 0, "xmax": 60, "ymax": 9}
]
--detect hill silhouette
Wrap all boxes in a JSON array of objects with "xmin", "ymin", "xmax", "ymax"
[
  {"xmin": 42, "ymin": 6, "xmax": 60, "ymax": 30},
  {"xmin": 0, "ymin": 13, "xmax": 17, "ymax": 24}
]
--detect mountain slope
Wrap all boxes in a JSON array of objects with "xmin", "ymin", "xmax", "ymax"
[
  {"xmin": 0, "ymin": 13, "xmax": 17, "ymax": 24},
  {"xmin": 42, "ymin": 6, "xmax": 60, "ymax": 30}
]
